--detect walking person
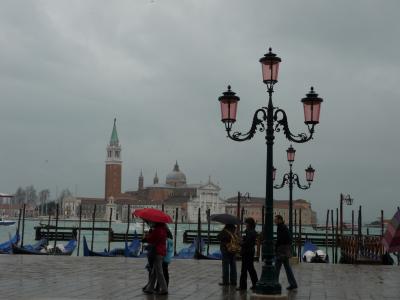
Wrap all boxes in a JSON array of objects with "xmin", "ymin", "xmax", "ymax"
[
  {"xmin": 217, "ymin": 224, "xmax": 238, "ymax": 286},
  {"xmin": 274, "ymin": 215, "xmax": 298, "ymax": 290},
  {"xmin": 237, "ymin": 217, "xmax": 258, "ymax": 291},
  {"xmin": 142, "ymin": 222, "xmax": 168, "ymax": 295}
]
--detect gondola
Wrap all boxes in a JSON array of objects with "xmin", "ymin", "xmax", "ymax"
[
  {"xmin": 175, "ymin": 237, "xmax": 221, "ymax": 260},
  {"xmin": 0, "ymin": 233, "xmax": 20, "ymax": 254},
  {"xmin": 302, "ymin": 240, "xmax": 329, "ymax": 263},
  {"xmin": 0, "ymin": 218, "xmax": 15, "ymax": 226},
  {"xmin": 82, "ymin": 235, "xmax": 142, "ymax": 257},
  {"xmin": 12, "ymin": 239, "xmax": 76, "ymax": 256}
]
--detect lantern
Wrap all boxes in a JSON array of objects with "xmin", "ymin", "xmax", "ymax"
[
  {"xmin": 259, "ymin": 48, "xmax": 281, "ymax": 84},
  {"xmin": 301, "ymin": 87, "xmax": 323, "ymax": 125},
  {"xmin": 218, "ymin": 85, "xmax": 240, "ymax": 131}
]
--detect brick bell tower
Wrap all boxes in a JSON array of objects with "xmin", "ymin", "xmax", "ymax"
[{"xmin": 105, "ymin": 118, "xmax": 122, "ymax": 199}]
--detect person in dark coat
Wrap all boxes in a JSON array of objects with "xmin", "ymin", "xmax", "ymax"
[
  {"xmin": 274, "ymin": 215, "xmax": 298, "ymax": 290},
  {"xmin": 217, "ymin": 224, "xmax": 237, "ymax": 286},
  {"xmin": 237, "ymin": 217, "xmax": 258, "ymax": 291}
]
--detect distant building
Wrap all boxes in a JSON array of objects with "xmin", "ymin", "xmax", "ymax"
[
  {"xmin": 62, "ymin": 119, "xmax": 225, "ymax": 222},
  {"xmin": 225, "ymin": 197, "xmax": 317, "ymax": 225}
]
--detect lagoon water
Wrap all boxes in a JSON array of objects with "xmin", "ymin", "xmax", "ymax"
[
  {"xmin": 0, "ymin": 219, "xmax": 382, "ymax": 257},
  {"xmin": 0, "ymin": 219, "xmax": 226, "ymax": 255}
]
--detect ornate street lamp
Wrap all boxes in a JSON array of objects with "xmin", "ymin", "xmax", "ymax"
[
  {"xmin": 274, "ymin": 145, "xmax": 315, "ymax": 255},
  {"xmin": 340, "ymin": 193, "xmax": 353, "ymax": 236},
  {"xmin": 217, "ymin": 48, "xmax": 323, "ymax": 295}
]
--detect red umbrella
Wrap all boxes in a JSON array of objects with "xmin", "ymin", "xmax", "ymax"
[
  {"xmin": 133, "ymin": 208, "xmax": 173, "ymax": 224},
  {"xmin": 382, "ymin": 210, "xmax": 400, "ymax": 252}
]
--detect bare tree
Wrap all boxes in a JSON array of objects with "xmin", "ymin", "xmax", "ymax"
[
  {"xmin": 25, "ymin": 185, "xmax": 38, "ymax": 205},
  {"xmin": 39, "ymin": 189, "xmax": 50, "ymax": 215},
  {"xmin": 14, "ymin": 187, "xmax": 26, "ymax": 205}
]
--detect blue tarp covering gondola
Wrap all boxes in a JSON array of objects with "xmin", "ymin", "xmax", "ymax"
[
  {"xmin": 124, "ymin": 237, "xmax": 141, "ymax": 257},
  {"xmin": 174, "ymin": 237, "xmax": 220, "ymax": 259},
  {"xmin": 12, "ymin": 238, "xmax": 76, "ymax": 255},
  {"xmin": 82, "ymin": 235, "xmax": 141, "ymax": 257},
  {"xmin": 83, "ymin": 236, "xmax": 116, "ymax": 257},
  {"xmin": 175, "ymin": 237, "xmax": 203, "ymax": 259},
  {"xmin": 0, "ymin": 233, "xmax": 20, "ymax": 254}
]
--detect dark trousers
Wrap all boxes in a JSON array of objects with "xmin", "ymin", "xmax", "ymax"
[
  {"xmin": 162, "ymin": 262, "xmax": 169, "ymax": 287},
  {"xmin": 222, "ymin": 252, "xmax": 237, "ymax": 285},
  {"xmin": 239, "ymin": 254, "xmax": 258, "ymax": 289},
  {"xmin": 275, "ymin": 256, "xmax": 297, "ymax": 288},
  {"xmin": 145, "ymin": 255, "xmax": 168, "ymax": 293}
]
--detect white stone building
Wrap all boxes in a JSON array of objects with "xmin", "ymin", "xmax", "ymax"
[{"xmin": 186, "ymin": 179, "xmax": 226, "ymax": 223}]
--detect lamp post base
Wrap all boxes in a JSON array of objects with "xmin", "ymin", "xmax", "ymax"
[{"xmin": 251, "ymin": 293, "xmax": 288, "ymax": 300}]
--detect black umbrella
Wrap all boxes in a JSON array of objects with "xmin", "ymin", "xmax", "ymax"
[{"xmin": 210, "ymin": 213, "xmax": 240, "ymax": 225}]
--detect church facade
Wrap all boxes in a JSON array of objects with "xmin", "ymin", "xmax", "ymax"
[{"xmin": 62, "ymin": 119, "xmax": 226, "ymax": 222}]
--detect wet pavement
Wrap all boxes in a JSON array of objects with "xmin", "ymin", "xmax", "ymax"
[{"xmin": 0, "ymin": 255, "xmax": 399, "ymax": 299}]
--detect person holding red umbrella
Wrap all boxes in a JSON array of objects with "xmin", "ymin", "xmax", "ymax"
[
  {"xmin": 142, "ymin": 222, "xmax": 168, "ymax": 295},
  {"xmin": 134, "ymin": 208, "xmax": 172, "ymax": 295}
]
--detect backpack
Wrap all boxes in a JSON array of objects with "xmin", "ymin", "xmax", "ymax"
[{"xmin": 226, "ymin": 230, "xmax": 241, "ymax": 254}]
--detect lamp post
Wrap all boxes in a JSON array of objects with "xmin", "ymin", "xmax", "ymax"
[
  {"xmin": 274, "ymin": 145, "xmax": 315, "ymax": 254},
  {"xmin": 217, "ymin": 48, "xmax": 323, "ymax": 295},
  {"xmin": 339, "ymin": 193, "xmax": 353, "ymax": 236}
]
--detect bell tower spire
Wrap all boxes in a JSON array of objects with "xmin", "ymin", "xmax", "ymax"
[
  {"xmin": 105, "ymin": 118, "xmax": 122, "ymax": 199},
  {"xmin": 138, "ymin": 169, "xmax": 144, "ymax": 190}
]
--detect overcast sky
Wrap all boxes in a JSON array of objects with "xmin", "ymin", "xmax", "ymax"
[{"xmin": 0, "ymin": 0, "xmax": 399, "ymax": 223}]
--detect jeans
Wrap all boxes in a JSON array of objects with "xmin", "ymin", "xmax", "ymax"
[
  {"xmin": 275, "ymin": 256, "xmax": 297, "ymax": 288},
  {"xmin": 222, "ymin": 252, "xmax": 237, "ymax": 285},
  {"xmin": 239, "ymin": 253, "xmax": 258, "ymax": 289}
]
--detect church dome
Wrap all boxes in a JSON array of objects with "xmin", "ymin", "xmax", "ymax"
[{"xmin": 166, "ymin": 161, "xmax": 186, "ymax": 187}]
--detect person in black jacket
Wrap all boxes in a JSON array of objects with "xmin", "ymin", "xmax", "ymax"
[
  {"xmin": 237, "ymin": 217, "xmax": 258, "ymax": 291},
  {"xmin": 275, "ymin": 215, "xmax": 297, "ymax": 290}
]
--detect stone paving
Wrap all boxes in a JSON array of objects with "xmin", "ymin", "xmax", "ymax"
[{"xmin": 0, "ymin": 255, "xmax": 399, "ymax": 300}]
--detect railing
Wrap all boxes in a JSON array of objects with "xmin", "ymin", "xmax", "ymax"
[{"xmin": 340, "ymin": 235, "xmax": 384, "ymax": 264}]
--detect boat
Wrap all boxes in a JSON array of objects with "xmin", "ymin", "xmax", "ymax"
[
  {"xmin": 174, "ymin": 237, "xmax": 221, "ymax": 260},
  {"xmin": 302, "ymin": 240, "xmax": 329, "ymax": 263},
  {"xmin": 0, "ymin": 217, "xmax": 15, "ymax": 226},
  {"xmin": 0, "ymin": 233, "xmax": 20, "ymax": 254},
  {"xmin": 82, "ymin": 235, "xmax": 142, "ymax": 257},
  {"xmin": 175, "ymin": 237, "xmax": 204, "ymax": 259},
  {"xmin": 12, "ymin": 239, "xmax": 77, "ymax": 256},
  {"xmin": 124, "ymin": 236, "xmax": 142, "ymax": 257}
]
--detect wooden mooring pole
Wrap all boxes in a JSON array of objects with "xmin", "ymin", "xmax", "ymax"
[
  {"xmin": 206, "ymin": 208, "xmax": 210, "ymax": 256},
  {"xmin": 16, "ymin": 208, "xmax": 22, "ymax": 237},
  {"xmin": 335, "ymin": 207, "xmax": 339, "ymax": 264},
  {"xmin": 351, "ymin": 210, "xmax": 354, "ymax": 236},
  {"xmin": 196, "ymin": 207, "xmax": 201, "ymax": 258},
  {"xmin": 53, "ymin": 203, "xmax": 59, "ymax": 250},
  {"xmin": 21, "ymin": 204, "xmax": 26, "ymax": 247},
  {"xmin": 107, "ymin": 208, "xmax": 113, "ymax": 252},
  {"xmin": 240, "ymin": 207, "xmax": 244, "ymax": 235},
  {"xmin": 325, "ymin": 209, "xmax": 329, "ymax": 257},
  {"xmin": 294, "ymin": 209, "xmax": 297, "ymax": 242},
  {"xmin": 298, "ymin": 208, "xmax": 302, "ymax": 261},
  {"xmin": 91, "ymin": 204, "xmax": 96, "ymax": 252},
  {"xmin": 77, "ymin": 205, "xmax": 82, "ymax": 256},
  {"xmin": 46, "ymin": 214, "xmax": 51, "ymax": 245},
  {"xmin": 381, "ymin": 210, "xmax": 384, "ymax": 237},
  {"xmin": 331, "ymin": 210, "xmax": 334, "ymax": 263},
  {"xmin": 174, "ymin": 207, "xmax": 178, "ymax": 256},
  {"xmin": 125, "ymin": 205, "xmax": 130, "ymax": 242}
]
